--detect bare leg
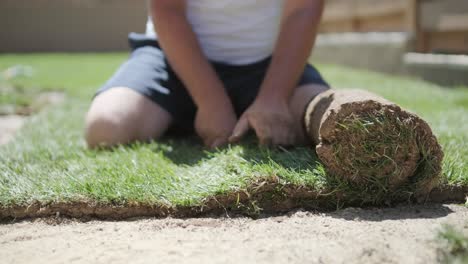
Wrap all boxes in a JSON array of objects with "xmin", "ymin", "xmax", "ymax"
[
  {"xmin": 85, "ymin": 87, "xmax": 172, "ymax": 148},
  {"xmin": 289, "ymin": 84, "xmax": 330, "ymax": 145}
]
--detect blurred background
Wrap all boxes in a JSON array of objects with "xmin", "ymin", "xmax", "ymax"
[{"xmin": 1, "ymin": 0, "xmax": 467, "ymax": 85}]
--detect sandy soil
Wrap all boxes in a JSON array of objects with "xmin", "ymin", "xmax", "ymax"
[
  {"xmin": 0, "ymin": 115, "xmax": 26, "ymax": 145},
  {"xmin": 1, "ymin": 204, "xmax": 467, "ymax": 264},
  {"xmin": 0, "ymin": 91, "xmax": 64, "ymax": 146}
]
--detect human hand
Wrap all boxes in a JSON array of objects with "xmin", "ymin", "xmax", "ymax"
[
  {"xmin": 229, "ymin": 96, "xmax": 298, "ymax": 146},
  {"xmin": 195, "ymin": 99, "xmax": 238, "ymax": 149}
]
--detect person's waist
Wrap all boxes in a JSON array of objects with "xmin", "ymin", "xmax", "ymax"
[{"xmin": 128, "ymin": 32, "xmax": 272, "ymax": 69}]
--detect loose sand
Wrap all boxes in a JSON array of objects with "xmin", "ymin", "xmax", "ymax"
[
  {"xmin": 1, "ymin": 204, "xmax": 467, "ymax": 264},
  {"xmin": 0, "ymin": 91, "xmax": 65, "ymax": 146},
  {"xmin": 0, "ymin": 115, "xmax": 26, "ymax": 145}
]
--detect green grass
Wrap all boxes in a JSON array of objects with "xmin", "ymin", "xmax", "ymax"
[
  {"xmin": 436, "ymin": 225, "xmax": 468, "ymax": 264},
  {"xmin": 0, "ymin": 53, "xmax": 467, "ymax": 212}
]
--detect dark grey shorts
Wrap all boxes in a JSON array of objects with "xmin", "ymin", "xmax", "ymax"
[{"xmin": 97, "ymin": 33, "xmax": 330, "ymax": 131}]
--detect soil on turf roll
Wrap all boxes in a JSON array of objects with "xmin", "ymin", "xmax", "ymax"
[{"xmin": 304, "ymin": 89, "xmax": 443, "ymax": 199}]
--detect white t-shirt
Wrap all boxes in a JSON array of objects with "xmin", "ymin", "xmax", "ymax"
[{"xmin": 146, "ymin": 0, "xmax": 284, "ymax": 65}]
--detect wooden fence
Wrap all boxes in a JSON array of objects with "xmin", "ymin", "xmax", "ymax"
[
  {"xmin": 0, "ymin": 0, "xmax": 467, "ymax": 54},
  {"xmin": 418, "ymin": 0, "xmax": 468, "ymax": 54},
  {"xmin": 320, "ymin": 0, "xmax": 468, "ymax": 54}
]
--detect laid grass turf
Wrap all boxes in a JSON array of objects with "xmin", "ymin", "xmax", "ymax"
[{"xmin": 0, "ymin": 53, "xmax": 467, "ymax": 217}]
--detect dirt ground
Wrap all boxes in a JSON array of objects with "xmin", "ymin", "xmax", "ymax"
[
  {"xmin": 1, "ymin": 204, "xmax": 467, "ymax": 264},
  {"xmin": 0, "ymin": 91, "xmax": 64, "ymax": 146},
  {"xmin": 0, "ymin": 115, "xmax": 25, "ymax": 145}
]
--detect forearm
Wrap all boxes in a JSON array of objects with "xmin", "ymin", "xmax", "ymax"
[
  {"xmin": 151, "ymin": 2, "xmax": 231, "ymax": 108},
  {"xmin": 258, "ymin": 0, "xmax": 324, "ymax": 101}
]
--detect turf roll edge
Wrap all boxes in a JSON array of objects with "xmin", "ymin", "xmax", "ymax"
[{"xmin": 305, "ymin": 89, "xmax": 444, "ymax": 200}]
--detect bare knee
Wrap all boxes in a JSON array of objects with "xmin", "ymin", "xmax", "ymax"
[
  {"xmin": 84, "ymin": 88, "xmax": 172, "ymax": 149},
  {"xmin": 85, "ymin": 110, "xmax": 131, "ymax": 149}
]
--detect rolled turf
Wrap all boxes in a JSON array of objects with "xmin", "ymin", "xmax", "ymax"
[{"xmin": 305, "ymin": 89, "xmax": 443, "ymax": 199}]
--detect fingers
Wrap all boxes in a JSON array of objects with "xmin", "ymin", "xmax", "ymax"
[
  {"xmin": 210, "ymin": 137, "xmax": 228, "ymax": 149},
  {"xmin": 203, "ymin": 134, "xmax": 228, "ymax": 149},
  {"xmin": 250, "ymin": 117, "xmax": 272, "ymax": 146},
  {"xmin": 229, "ymin": 115, "xmax": 250, "ymax": 143},
  {"xmin": 252, "ymin": 116, "xmax": 296, "ymax": 147},
  {"xmin": 203, "ymin": 113, "xmax": 297, "ymax": 148},
  {"xmin": 259, "ymin": 135, "xmax": 273, "ymax": 146},
  {"xmin": 274, "ymin": 122, "xmax": 296, "ymax": 147}
]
